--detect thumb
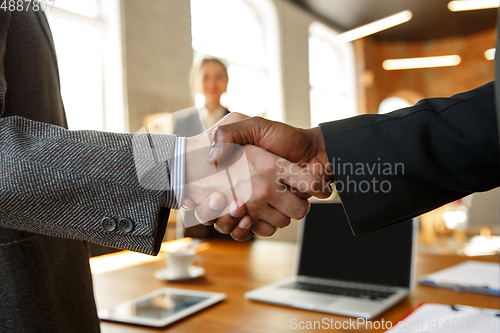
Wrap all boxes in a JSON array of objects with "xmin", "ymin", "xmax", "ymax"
[{"xmin": 206, "ymin": 116, "xmax": 265, "ymax": 164}]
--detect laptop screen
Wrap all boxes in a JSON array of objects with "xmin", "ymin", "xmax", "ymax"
[{"xmin": 297, "ymin": 202, "xmax": 413, "ymax": 288}]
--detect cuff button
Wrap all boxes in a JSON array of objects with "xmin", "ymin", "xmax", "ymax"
[
  {"xmin": 118, "ymin": 218, "xmax": 134, "ymax": 233},
  {"xmin": 102, "ymin": 217, "xmax": 117, "ymax": 232}
]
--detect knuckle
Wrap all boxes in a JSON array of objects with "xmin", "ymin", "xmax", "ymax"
[
  {"xmin": 276, "ymin": 216, "xmax": 291, "ymax": 228},
  {"xmin": 262, "ymin": 227, "xmax": 277, "ymax": 237},
  {"xmin": 262, "ymin": 183, "xmax": 276, "ymax": 199},
  {"xmin": 294, "ymin": 202, "xmax": 310, "ymax": 220},
  {"xmin": 262, "ymin": 161, "xmax": 276, "ymax": 174},
  {"xmin": 212, "ymin": 126, "xmax": 226, "ymax": 142},
  {"xmin": 254, "ymin": 116, "xmax": 268, "ymax": 129},
  {"xmin": 216, "ymin": 125, "xmax": 226, "ymax": 137},
  {"xmin": 253, "ymin": 222, "xmax": 277, "ymax": 237},
  {"xmin": 253, "ymin": 183, "xmax": 271, "ymax": 201}
]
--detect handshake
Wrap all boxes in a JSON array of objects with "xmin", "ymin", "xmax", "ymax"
[{"xmin": 178, "ymin": 113, "xmax": 334, "ymax": 241}]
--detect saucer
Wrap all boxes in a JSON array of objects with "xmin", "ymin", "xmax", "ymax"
[{"xmin": 154, "ymin": 266, "xmax": 205, "ymax": 281}]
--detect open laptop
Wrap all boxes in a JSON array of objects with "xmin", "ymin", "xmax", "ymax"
[{"xmin": 245, "ymin": 201, "xmax": 418, "ymax": 319}]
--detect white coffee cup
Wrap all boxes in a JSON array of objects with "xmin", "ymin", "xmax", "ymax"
[{"xmin": 164, "ymin": 248, "xmax": 203, "ymax": 279}]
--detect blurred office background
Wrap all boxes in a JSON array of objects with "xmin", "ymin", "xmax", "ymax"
[{"xmin": 44, "ymin": 0, "xmax": 499, "ymax": 255}]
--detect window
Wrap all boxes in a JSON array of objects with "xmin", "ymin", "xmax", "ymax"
[
  {"xmin": 309, "ymin": 22, "xmax": 357, "ymax": 127},
  {"xmin": 378, "ymin": 97, "xmax": 411, "ymax": 114},
  {"xmin": 190, "ymin": 0, "xmax": 282, "ymax": 120},
  {"xmin": 46, "ymin": 0, "xmax": 126, "ymax": 132},
  {"xmin": 378, "ymin": 89, "xmax": 422, "ymax": 114}
]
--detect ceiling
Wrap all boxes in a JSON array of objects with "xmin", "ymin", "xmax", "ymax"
[{"xmin": 291, "ymin": 0, "xmax": 498, "ymax": 41}]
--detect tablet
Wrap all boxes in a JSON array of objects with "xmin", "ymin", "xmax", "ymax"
[{"xmin": 98, "ymin": 288, "xmax": 226, "ymax": 327}]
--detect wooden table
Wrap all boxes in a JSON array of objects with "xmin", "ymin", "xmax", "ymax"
[{"xmin": 93, "ymin": 240, "xmax": 499, "ymax": 332}]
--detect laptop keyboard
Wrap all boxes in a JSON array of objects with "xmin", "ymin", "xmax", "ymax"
[{"xmin": 282, "ymin": 281, "xmax": 395, "ymax": 301}]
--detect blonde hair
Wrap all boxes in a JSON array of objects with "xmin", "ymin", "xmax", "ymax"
[{"xmin": 190, "ymin": 58, "xmax": 229, "ymax": 97}]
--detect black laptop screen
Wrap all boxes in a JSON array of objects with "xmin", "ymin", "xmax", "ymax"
[{"xmin": 297, "ymin": 203, "xmax": 413, "ymax": 288}]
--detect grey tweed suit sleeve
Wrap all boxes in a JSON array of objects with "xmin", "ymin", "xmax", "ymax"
[{"xmin": 0, "ymin": 116, "xmax": 176, "ymax": 256}]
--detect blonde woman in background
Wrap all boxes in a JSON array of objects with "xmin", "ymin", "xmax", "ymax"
[
  {"xmin": 195, "ymin": 58, "xmax": 230, "ymax": 129},
  {"xmin": 173, "ymin": 58, "xmax": 230, "ymax": 137}
]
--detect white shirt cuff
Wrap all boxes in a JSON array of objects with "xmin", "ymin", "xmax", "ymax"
[{"xmin": 164, "ymin": 137, "xmax": 185, "ymax": 209}]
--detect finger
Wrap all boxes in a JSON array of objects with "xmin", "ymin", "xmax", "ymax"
[
  {"xmin": 279, "ymin": 160, "xmax": 332, "ymax": 199},
  {"xmin": 232, "ymin": 230, "xmax": 254, "ymax": 242},
  {"xmin": 295, "ymin": 191, "xmax": 312, "ymax": 200},
  {"xmin": 258, "ymin": 185, "xmax": 310, "ymax": 222},
  {"xmin": 249, "ymin": 202, "xmax": 292, "ymax": 229},
  {"xmin": 207, "ymin": 116, "xmax": 264, "ymax": 164},
  {"xmin": 212, "ymin": 202, "xmax": 246, "ymax": 234},
  {"xmin": 230, "ymin": 215, "xmax": 254, "ymax": 241},
  {"xmin": 274, "ymin": 191, "xmax": 311, "ymax": 222},
  {"xmin": 181, "ymin": 197, "xmax": 196, "ymax": 211},
  {"xmin": 247, "ymin": 177, "xmax": 310, "ymax": 225},
  {"xmin": 194, "ymin": 192, "xmax": 227, "ymax": 225},
  {"xmin": 251, "ymin": 220, "xmax": 277, "ymax": 237}
]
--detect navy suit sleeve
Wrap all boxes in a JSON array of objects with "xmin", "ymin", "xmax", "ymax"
[{"xmin": 320, "ymin": 82, "xmax": 500, "ymax": 235}]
